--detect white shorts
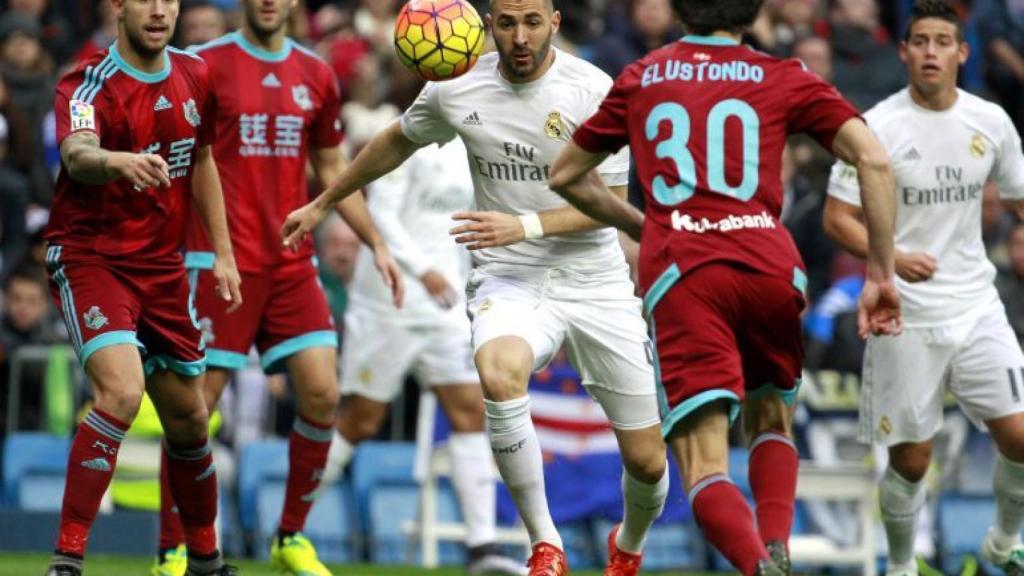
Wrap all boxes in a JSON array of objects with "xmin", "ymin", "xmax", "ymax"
[
  {"xmin": 340, "ymin": 307, "xmax": 479, "ymax": 403},
  {"xmin": 860, "ymin": 302, "xmax": 1024, "ymax": 446},
  {"xmin": 466, "ymin": 264, "xmax": 659, "ymax": 430}
]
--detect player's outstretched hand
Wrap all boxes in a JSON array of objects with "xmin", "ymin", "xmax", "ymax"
[
  {"xmin": 420, "ymin": 270, "xmax": 459, "ymax": 310},
  {"xmin": 895, "ymin": 250, "xmax": 936, "ymax": 283},
  {"xmin": 857, "ymin": 278, "xmax": 903, "ymax": 339},
  {"xmin": 373, "ymin": 244, "xmax": 405, "ymax": 309},
  {"xmin": 450, "ymin": 211, "xmax": 525, "ymax": 250},
  {"xmin": 112, "ymin": 152, "xmax": 171, "ymax": 189},
  {"xmin": 213, "ymin": 253, "xmax": 243, "ymax": 313},
  {"xmin": 281, "ymin": 201, "xmax": 328, "ymax": 252}
]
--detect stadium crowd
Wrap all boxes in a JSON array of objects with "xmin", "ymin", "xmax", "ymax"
[{"xmin": 2, "ymin": 0, "xmax": 1024, "ymax": 569}]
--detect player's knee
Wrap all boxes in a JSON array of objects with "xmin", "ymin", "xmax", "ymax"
[
  {"xmin": 477, "ymin": 359, "xmax": 530, "ymax": 401},
  {"xmin": 890, "ymin": 449, "xmax": 931, "ymax": 483},
  {"xmin": 96, "ymin": 386, "xmax": 144, "ymax": 423},
  {"xmin": 622, "ymin": 447, "xmax": 667, "ymax": 484},
  {"xmin": 347, "ymin": 417, "xmax": 382, "ymax": 443},
  {"xmin": 745, "ymin": 396, "xmax": 791, "ymax": 437},
  {"xmin": 301, "ymin": 382, "xmax": 341, "ymax": 418}
]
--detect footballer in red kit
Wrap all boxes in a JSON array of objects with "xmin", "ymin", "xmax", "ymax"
[
  {"xmin": 550, "ymin": 1, "xmax": 901, "ymax": 574},
  {"xmin": 155, "ymin": 0, "xmax": 402, "ymax": 574},
  {"xmin": 43, "ymin": 0, "xmax": 242, "ymax": 574}
]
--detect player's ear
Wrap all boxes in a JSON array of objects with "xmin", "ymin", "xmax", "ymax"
[
  {"xmin": 485, "ymin": 12, "xmax": 493, "ymax": 31},
  {"xmin": 550, "ymin": 10, "xmax": 561, "ymax": 32},
  {"xmin": 898, "ymin": 41, "xmax": 908, "ymax": 65},
  {"xmin": 288, "ymin": 0, "xmax": 298, "ymax": 10},
  {"xmin": 958, "ymin": 40, "xmax": 969, "ymax": 66},
  {"xmin": 109, "ymin": 0, "xmax": 126, "ymax": 17}
]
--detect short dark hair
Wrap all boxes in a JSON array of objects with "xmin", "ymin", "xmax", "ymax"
[
  {"xmin": 3, "ymin": 262, "xmax": 47, "ymax": 294},
  {"xmin": 904, "ymin": 0, "xmax": 964, "ymax": 42},
  {"xmin": 671, "ymin": 0, "xmax": 764, "ymax": 36}
]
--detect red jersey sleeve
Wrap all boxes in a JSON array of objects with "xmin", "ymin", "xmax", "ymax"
[
  {"xmin": 193, "ymin": 59, "xmax": 216, "ymax": 148},
  {"xmin": 572, "ymin": 62, "xmax": 640, "ymax": 154},
  {"xmin": 310, "ymin": 66, "xmax": 343, "ymax": 149},
  {"xmin": 54, "ymin": 66, "xmax": 107, "ymax": 146},
  {"xmin": 784, "ymin": 60, "xmax": 860, "ymax": 151}
]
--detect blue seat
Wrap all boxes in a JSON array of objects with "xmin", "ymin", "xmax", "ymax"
[
  {"xmin": 367, "ymin": 482, "xmax": 464, "ymax": 565},
  {"xmin": 254, "ymin": 479, "xmax": 356, "ymax": 563},
  {"xmin": 237, "ymin": 440, "xmax": 288, "ymax": 532},
  {"xmin": 351, "ymin": 441, "xmax": 417, "ymax": 531},
  {"xmin": 2, "ymin": 432, "xmax": 70, "ymax": 507},
  {"xmin": 938, "ymin": 494, "xmax": 998, "ymax": 572}
]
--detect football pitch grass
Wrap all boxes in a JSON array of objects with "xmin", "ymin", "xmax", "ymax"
[{"xmin": 0, "ymin": 554, "xmax": 715, "ymax": 575}]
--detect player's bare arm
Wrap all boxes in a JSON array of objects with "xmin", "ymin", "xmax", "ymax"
[
  {"xmin": 823, "ymin": 198, "xmax": 937, "ymax": 283},
  {"xmin": 281, "ymin": 121, "xmax": 426, "ymax": 250},
  {"xmin": 192, "ymin": 144, "xmax": 242, "ymax": 312},
  {"xmin": 451, "ymin": 176, "xmax": 635, "ymax": 249},
  {"xmin": 60, "ymin": 130, "xmax": 171, "ymax": 188},
  {"xmin": 549, "ymin": 142, "xmax": 644, "ymax": 241},
  {"xmin": 310, "ymin": 145, "xmax": 405, "ymax": 308},
  {"xmin": 829, "ymin": 118, "xmax": 903, "ymax": 338}
]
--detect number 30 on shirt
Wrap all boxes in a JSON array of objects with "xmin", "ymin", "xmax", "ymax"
[{"xmin": 645, "ymin": 99, "xmax": 760, "ymax": 206}]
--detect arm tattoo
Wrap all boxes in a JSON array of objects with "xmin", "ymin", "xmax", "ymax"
[{"xmin": 60, "ymin": 131, "xmax": 114, "ymax": 184}]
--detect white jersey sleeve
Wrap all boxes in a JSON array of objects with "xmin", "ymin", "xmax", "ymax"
[
  {"xmin": 826, "ymin": 160, "xmax": 863, "ymax": 207},
  {"xmin": 587, "ymin": 87, "xmax": 630, "ymax": 187},
  {"xmin": 400, "ymin": 82, "xmax": 457, "ymax": 145},
  {"xmin": 367, "ymin": 157, "xmax": 434, "ymax": 278},
  {"xmin": 992, "ymin": 110, "xmax": 1024, "ymax": 200}
]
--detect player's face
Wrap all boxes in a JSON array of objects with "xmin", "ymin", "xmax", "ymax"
[
  {"xmin": 243, "ymin": 0, "xmax": 296, "ymax": 38},
  {"xmin": 487, "ymin": 0, "xmax": 561, "ymax": 82},
  {"xmin": 114, "ymin": 0, "xmax": 179, "ymax": 57},
  {"xmin": 900, "ymin": 18, "xmax": 967, "ymax": 96}
]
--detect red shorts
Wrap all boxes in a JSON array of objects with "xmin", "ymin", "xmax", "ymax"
[
  {"xmin": 645, "ymin": 262, "xmax": 805, "ymax": 438},
  {"xmin": 186, "ymin": 253, "xmax": 336, "ymax": 374},
  {"xmin": 45, "ymin": 245, "xmax": 205, "ymax": 376}
]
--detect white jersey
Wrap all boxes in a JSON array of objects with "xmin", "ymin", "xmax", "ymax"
[
  {"xmin": 400, "ymin": 49, "xmax": 631, "ymax": 274},
  {"xmin": 827, "ymin": 88, "xmax": 1024, "ymax": 327},
  {"xmin": 348, "ymin": 139, "xmax": 474, "ymax": 324}
]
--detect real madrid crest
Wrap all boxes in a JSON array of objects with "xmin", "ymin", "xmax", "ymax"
[
  {"xmin": 183, "ymin": 98, "xmax": 201, "ymax": 128},
  {"xmin": 544, "ymin": 111, "xmax": 566, "ymax": 140},
  {"xmin": 970, "ymin": 133, "xmax": 986, "ymax": 158}
]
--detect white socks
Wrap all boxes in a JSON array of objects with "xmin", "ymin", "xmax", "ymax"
[
  {"xmin": 318, "ymin": 429, "xmax": 355, "ymax": 489},
  {"xmin": 993, "ymin": 453, "xmax": 1024, "ymax": 550},
  {"xmin": 880, "ymin": 466, "xmax": 925, "ymax": 572},
  {"xmin": 485, "ymin": 395, "xmax": 561, "ymax": 549},
  {"xmin": 616, "ymin": 466, "xmax": 669, "ymax": 554},
  {"xmin": 448, "ymin": 432, "xmax": 497, "ymax": 549}
]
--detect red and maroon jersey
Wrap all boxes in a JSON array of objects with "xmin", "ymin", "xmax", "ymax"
[
  {"xmin": 574, "ymin": 36, "xmax": 859, "ymax": 294},
  {"xmin": 47, "ymin": 43, "xmax": 215, "ymax": 258},
  {"xmin": 184, "ymin": 32, "xmax": 344, "ymax": 273}
]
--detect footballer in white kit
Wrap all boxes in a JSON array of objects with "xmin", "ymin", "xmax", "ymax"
[
  {"xmin": 342, "ymin": 138, "xmax": 478, "ymax": 400},
  {"xmin": 824, "ymin": 5, "xmax": 1024, "ymax": 573},
  {"xmin": 827, "ymin": 87, "xmax": 1024, "ymax": 446},
  {"xmin": 282, "ymin": 3, "xmax": 668, "ymax": 572},
  {"xmin": 402, "ymin": 49, "xmax": 659, "ymax": 421}
]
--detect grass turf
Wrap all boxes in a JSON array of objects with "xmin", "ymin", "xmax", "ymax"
[{"xmin": 0, "ymin": 553, "xmax": 714, "ymax": 575}]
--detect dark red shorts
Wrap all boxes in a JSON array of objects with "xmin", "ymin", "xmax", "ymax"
[
  {"xmin": 45, "ymin": 245, "xmax": 205, "ymax": 376},
  {"xmin": 645, "ymin": 262, "xmax": 805, "ymax": 438},
  {"xmin": 186, "ymin": 253, "xmax": 336, "ymax": 374}
]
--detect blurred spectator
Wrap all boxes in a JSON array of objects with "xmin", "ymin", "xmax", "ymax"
[
  {"xmin": 0, "ymin": 11, "xmax": 55, "ymax": 206},
  {"xmin": 975, "ymin": 0, "xmax": 1024, "ymax": 132},
  {"xmin": 997, "ymin": 222, "xmax": 1024, "ymax": 344},
  {"xmin": 69, "ymin": 0, "xmax": 116, "ymax": 65},
  {"xmin": 0, "ymin": 261, "xmax": 62, "ymax": 431},
  {"xmin": 782, "ymin": 146, "xmax": 836, "ymax": 302},
  {"xmin": 0, "ymin": 108, "xmax": 32, "ymax": 281},
  {"xmin": 315, "ymin": 213, "xmax": 361, "ymax": 331},
  {"xmin": 793, "ymin": 34, "xmax": 832, "ymax": 79},
  {"xmin": 178, "ymin": 1, "xmax": 229, "ymax": 48},
  {"xmin": 984, "ymin": 181, "xmax": 1015, "ymax": 267},
  {"xmin": 7, "ymin": 0, "xmax": 73, "ymax": 65},
  {"xmin": 592, "ymin": 0, "xmax": 680, "ymax": 77},
  {"xmin": 789, "ymin": 35, "xmax": 838, "ymax": 194},
  {"xmin": 825, "ymin": 0, "xmax": 905, "ymax": 111},
  {"xmin": 802, "ymin": 253, "xmax": 867, "ymax": 373},
  {"xmin": 770, "ymin": 0, "xmax": 822, "ymax": 56}
]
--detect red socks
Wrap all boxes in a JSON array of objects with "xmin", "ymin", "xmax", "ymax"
[
  {"xmin": 690, "ymin": 474, "xmax": 770, "ymax": 576},
  {"xmin": 749, "ymin": 431, "xmax": 799, "ymax": 546},
  {"xmin": 158, "ymin": 446, "xmax": 186, "ymax": 550},
  {"xmin": 279, "ymin": 415, "xmax": 334, "ymax": 534},
  {"xmin": 55, "ymin": 409, "xmax": 128, "ymax": 557},
  {"xmin": 165, "ymin": 439, "xmax": 219, "ymax": 556}
]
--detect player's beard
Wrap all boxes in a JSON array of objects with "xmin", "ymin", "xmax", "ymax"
[
  {"xmin": 245, "ymin": 8, "xmax": 288, "ymax": 42},
  {"xmin": 123, "ymin": 22, "xmax": 169, "ymax": 59},
  {"xmin": 502, "ymin": 30, "xmax": 553, "ymax": 80}
]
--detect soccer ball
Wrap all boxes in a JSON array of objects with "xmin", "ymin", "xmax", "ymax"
[{"xmin": 394, "ymin": 0, "xmax": 486, "ymax": 81}]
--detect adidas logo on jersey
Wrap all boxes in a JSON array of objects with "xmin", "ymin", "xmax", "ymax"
[
  {"xmin": 462, "ymin": 111, "xmax": 482, "ymax": 126},
  {"xmin": 902, "ymin": 147, "xmax": 921, "ymax": 161},
  {"xmin": 262, "ymin": 73, "xmax": 281, "ymax": 88},
  {"xmin": 153, "ymin": 95, "xmax": 172, "ymax": 111}
]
